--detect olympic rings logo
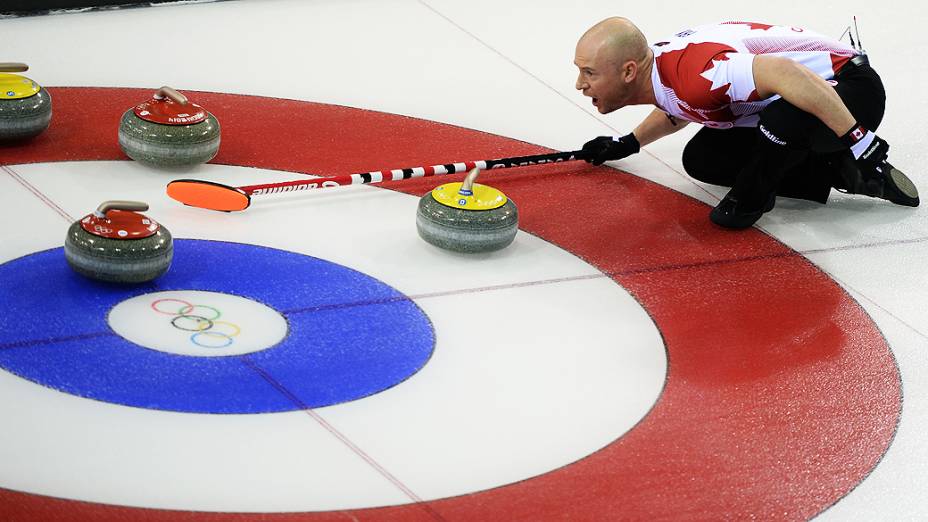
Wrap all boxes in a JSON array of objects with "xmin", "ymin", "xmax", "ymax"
[{"xmin": 150, "ymin": 299, "xmax": 241, "ymax": 348}]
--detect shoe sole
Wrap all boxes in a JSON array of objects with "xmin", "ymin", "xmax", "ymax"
[{"xmin": 890, "ymin": 167, "xmax": 919, "ymax": 199}]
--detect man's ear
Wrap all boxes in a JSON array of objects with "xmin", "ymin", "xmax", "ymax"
[{"xmin": 623, "ymin": 60, "xmax": 638, "ymax": 83}]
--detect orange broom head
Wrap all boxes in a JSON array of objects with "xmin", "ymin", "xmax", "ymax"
[{"xmin": 166, "ymin": 179, "xmax": 251, "ymax": 212}]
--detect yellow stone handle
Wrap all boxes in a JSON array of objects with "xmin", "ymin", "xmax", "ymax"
[
  {"xmin": 0, "ymin": 63, "xmax": 28, "ymax": 73},
  {"xmin": 460, "ymin": 167, "xmax": 481, "ymax": 195},
  {"xmin": 94, "ymin": 200, "xmax": 149, "ymax": 218},
  {"xmin": 153, "ymin": 86, "xmax": 188, "ymax": 105}
]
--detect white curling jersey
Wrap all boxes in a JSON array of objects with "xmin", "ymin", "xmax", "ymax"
[{"xmin": 651, "ymin": 21, "xmax": 859, "ymax": 128}]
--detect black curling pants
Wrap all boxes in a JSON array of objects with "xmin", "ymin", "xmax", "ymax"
[{"xmin": 681, "ymin": 63, "xmax": 885, "ymax": 204}]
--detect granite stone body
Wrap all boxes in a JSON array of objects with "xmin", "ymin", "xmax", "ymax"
[
  {"xmin": 118, "ymin": 110, "xmax": 220, "ymax": 167},
  {"xmin": 65, "ymin": 222, "xmax": 173, "ymax": 283},
  {"xmin": 0, "ymin": 88, "xmax": 51, "ymax": 141},
  {"xmin": 416, "ymin": 195, "xmax": 518, "ymax": 253}
]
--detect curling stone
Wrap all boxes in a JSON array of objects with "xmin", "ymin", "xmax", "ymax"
[
  {"xmin": 118, "ymin": 86, "xmax": 220, "ymax": 167},
  {"xmin": 416, "ymin": 167, "xmax": 518, "ymax": 253},
  {"xmin": 0, "ymin": 62, "xmax": 52, "ymax": 142},
  {"xmin": 65, "ymin": 200, "xmax": 173, "ymax": 284}
]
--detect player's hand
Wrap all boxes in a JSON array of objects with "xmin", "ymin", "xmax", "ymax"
[
  {"xmin": 581, "ymin": 134, "xmax": 641, "ymax": 166},
  {"xmin": 855, "ymin": 134, "xmax": 889, "ymax": 169},
  {"xmin": 841, "ymin": 124, "xmax": 891, "ymax": 186}
]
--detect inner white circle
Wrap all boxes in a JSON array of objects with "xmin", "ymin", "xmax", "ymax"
[
  {"xmin": 108, "ymin": 290, "xmax": 288, "ymax": 357},
  {"xmin": 0, "ymin": 162, "xmax": 667, "ymax": 513}
]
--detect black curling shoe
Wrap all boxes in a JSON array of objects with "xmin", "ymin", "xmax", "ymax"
[
  {"xmin": 709, "ymin": 192, "xmax": 776, "ymax": 230},
  {"xmin": 858, "ymin": 162, "xmax": 920, "ymax": 207},
  {"xmin": 836, "ymin": 153, "xmax": 920, "ymax": 207}
]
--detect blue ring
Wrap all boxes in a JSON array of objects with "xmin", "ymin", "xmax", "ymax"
[
  {"xmin": 0, "ymin": 239, "xmax": 435, "ymax": 414},
  {"xmin": 191, "ymin": 331, "xmax": 234, "ymax": 349}
]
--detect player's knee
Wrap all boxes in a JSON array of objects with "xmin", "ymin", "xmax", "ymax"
[
  {"xmin": 681, "ymin": 139, "xmax": 704, "ymax": 178},
  {"xmin": 682, "ymin": 139, "xmax": 726, "ymax": 185},
  {"xmin": 758, "ymin": 100, "xmax": 815, "ymax": 148}
]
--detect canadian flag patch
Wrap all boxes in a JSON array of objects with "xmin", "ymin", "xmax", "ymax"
[{"xmin": 851, "ymin": 126, "xmax": 866, "ymax": 142}]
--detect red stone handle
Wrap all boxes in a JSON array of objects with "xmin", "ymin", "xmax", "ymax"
[
  {"xmin": 153, "ymin": 86, "xmax": 188, "ymax": 105},
  {"xmin": 93, "ymin": 200, "xmax": 149, "ymax": 218}
]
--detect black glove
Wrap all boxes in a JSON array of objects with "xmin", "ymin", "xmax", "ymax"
[
  {"xmin": 853, "ymin": 134, "xmax": 889, "ymax": 172},
  {"xmin": 840, "ymin": 124, "xmax": 890, "ymax": 188},
  {"xmin": 581, "ymin": 134, "xmax": 641, "ymax": 165}
]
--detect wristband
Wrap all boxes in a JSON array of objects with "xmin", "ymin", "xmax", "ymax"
[{"xmin": 840, "ymin": 123, "xmax": 876, "ymax": 160}]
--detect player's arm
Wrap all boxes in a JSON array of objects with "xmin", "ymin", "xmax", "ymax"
[
  {"xmin": 752, "ymin": 54, "xmax": 898, "ymax": 176},
  {"xmin": 634, "ymin": 108, "xmax": 690, "ymax": 146},
  {"xmin": 582, "ymin": 108, "xmax": 689, "ymax": 166},
  {"xmin": 751, "ymin": 55, "xmax": 855, "ymax": 136}
]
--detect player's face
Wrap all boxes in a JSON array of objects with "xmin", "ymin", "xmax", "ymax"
[{"xmin": 574, "ymin": 42, "xmax": 630, "ymax": 114}]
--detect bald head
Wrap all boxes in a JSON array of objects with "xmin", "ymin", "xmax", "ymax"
[
  {"xmin": 574, "ymin": 17, "xmax": 654, "ymax": 113},
  {"xmin": 578, "ymin": 17, "xmax": 649, "ymax": 68}
]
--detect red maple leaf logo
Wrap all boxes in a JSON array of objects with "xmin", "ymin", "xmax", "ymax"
[
  {"xmin": 655, "ymin": 42, "xmax": 742, "ymax": 123},
  {"xmin": 656, "ymin": 42, "xmax": 735, "ymax": 108}
]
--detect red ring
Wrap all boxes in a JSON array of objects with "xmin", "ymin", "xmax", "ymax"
[
  {"xmin": 149, "ymin": 298, "xmax": 193, "ymax": 316},
  {"xmin": 0, "ymin": 87, "xmax": 900, "ymax": 520}
]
